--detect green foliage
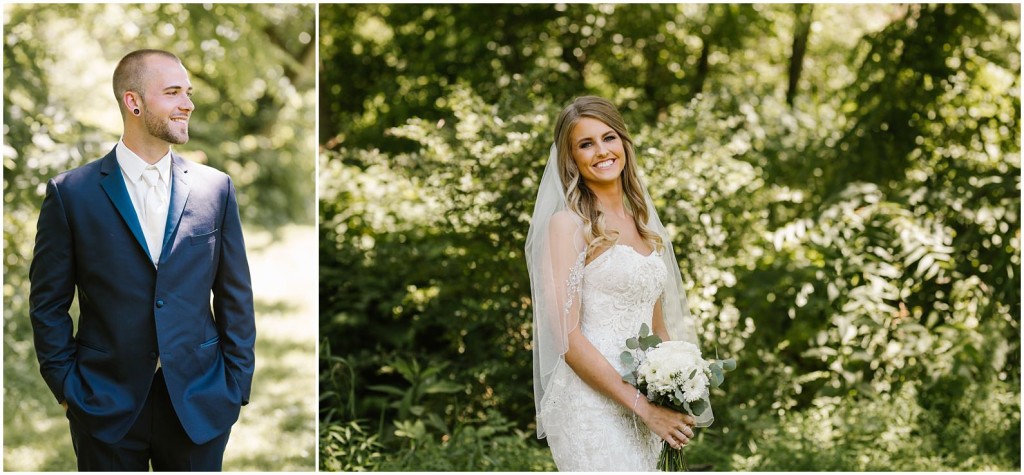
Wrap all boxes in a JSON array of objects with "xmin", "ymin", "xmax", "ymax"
[
  {"xmin": 368, "ymin": 357, "xmax": 465, "ymax": 421},
  {"xmin": 379, "ymin": 411, "xmax": 556, "ymax": 471},
  {"xmin": 718, "ymin": 380, "xmax": 1020, "ymax": 471},
  {"xmin": 319, "ymin": 3, "xmax": 1020, "ymax": 470},
  {"xmin": 320, "ymin": 4, "xmax": 779, "ymax": 151},
  {"xmin": 319, "ymin": 419, "xmax": 385, "ymax": 472}
]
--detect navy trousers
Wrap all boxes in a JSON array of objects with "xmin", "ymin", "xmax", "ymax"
[{"xmin": 67, "ymin": 369, "xmax": 232, "ymax": 471}]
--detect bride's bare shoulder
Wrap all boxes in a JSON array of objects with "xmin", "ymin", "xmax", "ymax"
[
  {"xmin": 548, "ymin": 211, "xmax": 586, "ymax": 252},
  {"xmin": 550, "ymin": 210, "xmax": 583, "ymax": 229}
]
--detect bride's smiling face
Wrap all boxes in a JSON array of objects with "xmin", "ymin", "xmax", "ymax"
[{"xmin": 569, "ymin": 117, "xmax": 626, "ymax": 187}]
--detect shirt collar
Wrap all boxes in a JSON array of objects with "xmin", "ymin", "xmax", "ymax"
[{"xmin": 115, "ymin": 139, "xmax": 172, "ymax": 182}]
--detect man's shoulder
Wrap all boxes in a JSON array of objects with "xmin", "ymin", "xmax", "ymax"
[
  {"xmin": 175, "ymin": 155, "xmax": 232, "ymax": 186},
  {"xmin": 50, "ymin": 151, "xmax": 114, "ymax": 188}
]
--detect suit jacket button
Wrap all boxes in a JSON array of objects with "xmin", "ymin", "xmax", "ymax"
[
  {"xmin": 149, "ymin": 352, "xmax": 158, "ymax": 360},
  {"xmin": 156, "ymin": 299, "xmax": 165, "ymax": 308}
]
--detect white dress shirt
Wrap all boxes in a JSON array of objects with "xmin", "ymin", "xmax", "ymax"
[{"xmin": 115, "ymin": 139, "xmax": 172, "ymax": 267}]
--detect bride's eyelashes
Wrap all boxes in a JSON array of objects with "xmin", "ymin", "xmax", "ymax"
[{"xmin": 578, "ymin": 134, "xmax": 618, "ymax": 150}]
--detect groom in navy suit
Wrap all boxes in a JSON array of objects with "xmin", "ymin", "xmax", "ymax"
[{"xmin": 29, "ymin": 49, "xmax": 256, "ymax": 471}]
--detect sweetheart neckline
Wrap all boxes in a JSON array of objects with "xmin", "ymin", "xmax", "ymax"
[{"xmin": 584, "ymin": 244, "xmax": 657, "ymax": 269}]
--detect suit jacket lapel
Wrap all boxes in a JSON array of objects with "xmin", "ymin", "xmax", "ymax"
[
  {"xmin": 161, "ymin": 153, "xmax": 192, "ymax": 264},
  {"xmin": 99, "ymin": 149, "xmax": 153, "ymax": 262}
]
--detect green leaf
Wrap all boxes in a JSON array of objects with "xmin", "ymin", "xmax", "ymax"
[
  {"xmin": 622, "ymin": 373, "xmax": 637, "ymax": 386},
  {"xmin": 391, "ymin": 358, "xmax": 417, "ymax": 383},
  {"xmin": 421, "ymin": 362, "xmax": 448, "ymax": 380},
  {"xmin": 690, "ymin": 398, "xmax": 707, "ymax": 416},
  {"xmin": 426, "ymin": 412, "xmax": 449, "ymax": 434},
  {"xmin": 722, "ymin": 358, "xmax": 737, "ymax": 372},
  {"xmin": 393, "ymin": 419, "xmax": 427, "ymax": 440},
  {"xmin": 422, "ymin": 381, "xmax": 463, "ymax": 394},
  {"xmin": 640, "ymin": 323, "xmax": 651, "ymax": 337},
  {"xmin": 626, "ymin": 337, "xmax": 639, "ymax": 349},
  {"xmin": 710, "ymin": 365, "xmax": 724, "ymax": 388},
  {"xmin": 639, "ymin": 335, "xmax": 661, "ymax": 351},
  {"xmin": 620, "ymin": 350, "xmax": 635, "ymax": 368},
  {"xmin": 367, "ymin": 384, "xmax": 406, "ymax": 397}
]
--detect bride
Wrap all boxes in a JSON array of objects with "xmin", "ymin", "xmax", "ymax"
[{"xmin": 526, "ymin": 96, "xmax": 712, "ymax": 471}]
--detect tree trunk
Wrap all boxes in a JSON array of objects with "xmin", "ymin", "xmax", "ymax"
[
  {"xmin": 787, "ymin": 4, "xmax": 814, "ymax": 106},
  {"xmin": 693, "ymin": 37, "xmax": 710, "ymax": 96}
]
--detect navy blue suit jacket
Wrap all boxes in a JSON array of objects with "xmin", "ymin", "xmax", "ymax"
[{"xmin": 29, "ymin": 148, "xmax": 256, "ymax": 445}]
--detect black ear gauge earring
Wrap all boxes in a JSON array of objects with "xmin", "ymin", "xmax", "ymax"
[{"xmin": 133, "ymin": 108, "xmax": 140, "ymax": 115}]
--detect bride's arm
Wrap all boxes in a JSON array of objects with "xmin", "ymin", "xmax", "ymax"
[{"xmin": 563, "ymin": 318, "xmax": 695, "ymax": 448}]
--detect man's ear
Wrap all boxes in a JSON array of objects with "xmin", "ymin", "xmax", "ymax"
[{"xmin": 123, "ymin": 91, "xmax": 142, "ymax": 115}]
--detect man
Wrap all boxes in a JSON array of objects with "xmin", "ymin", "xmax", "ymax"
[{"xmin": 29, "ymin": 49, "xmax": 256, "ymax": 471}]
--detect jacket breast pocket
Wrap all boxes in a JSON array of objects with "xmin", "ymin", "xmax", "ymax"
[{"xmin": 189, "ymin": 228, "xmax": 219, "ymax": 246}]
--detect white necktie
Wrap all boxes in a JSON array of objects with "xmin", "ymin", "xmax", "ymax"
[{"xmin": 141, "ymin": 167, "xmax": 167, "ymax": 266}]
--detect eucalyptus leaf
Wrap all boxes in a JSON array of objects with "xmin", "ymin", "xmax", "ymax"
[
  {"xmin": 626, "ymin": 337, "xmax": 639, "ymax": 350},
  {"xmin": 690, "ymin": 398, "xmax": 707, "ymax": 416},
  {"xmin": 722, "ymin": 359, "xmax": 737, "ymax": 371},
  {"xmin": 639, "ymin": 323, "xmax": 650, "ymax": 337},
  {"xmin": 710, "ymin": 365, "xmax": 724, "ymax": 388},
  {"xmin": 620, "ymin": 351, "xmax": 635, "ymax": 368},
  {"xmin": 640, "ymin": 335, "xmax": 662, "ymax": 351}
]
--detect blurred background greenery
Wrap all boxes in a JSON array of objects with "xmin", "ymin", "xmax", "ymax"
[
  {"xmin": 4, "ymin": 4, "xmax": 316, "ymax": 471},
  {"xmin": 319, "ymin": 4, "xmax": 1020, "ymax": 471}
]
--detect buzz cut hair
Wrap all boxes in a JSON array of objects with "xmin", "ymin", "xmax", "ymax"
[{"xmin": 112, "ymin": 49, "xmax": 181, "ymax": 116}]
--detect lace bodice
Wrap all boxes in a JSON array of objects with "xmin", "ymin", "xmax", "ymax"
[
  {"xmin": 581, "ymin": 245, "xmax": 667, "ymax": 366},
  {"xmin": 540, "ymin": 244, "xmax": 667, "ymax": 471}
]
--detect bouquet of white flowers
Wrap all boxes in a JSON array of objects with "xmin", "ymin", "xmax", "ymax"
[{"xmin": 620, "ymin": 323, "xmax": 735, "ymax": 471}]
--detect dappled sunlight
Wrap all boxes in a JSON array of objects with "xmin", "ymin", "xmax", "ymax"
[
  {"xmin": 245, "ymin": 224, "xmax": 318, "ymax": 337},
  {"xmin": 224, "ymin": 224, "xmax": 316, "ymax": 471},
  {"xmin": 6, "ymin": 446, "xmax": 51, "ymax": 472}
]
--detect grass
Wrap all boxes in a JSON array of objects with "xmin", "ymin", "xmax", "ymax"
[{"xmin": 3, "ymin": 224, "xmax": 317, "ymax": 471}]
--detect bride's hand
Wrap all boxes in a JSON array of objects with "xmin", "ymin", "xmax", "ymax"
[{"xmin": 636, "ymin": 400, "xmax": 696, "ymax": 449}]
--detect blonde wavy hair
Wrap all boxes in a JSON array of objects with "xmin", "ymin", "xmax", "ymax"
[{"xmin": 553, "ymin": 96, "xmax": 663, "ymax": 257}]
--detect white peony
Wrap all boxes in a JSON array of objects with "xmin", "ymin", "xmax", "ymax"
[{"xmin": 637, "ymin": 340, "xmax": 711, "ymax": 403}]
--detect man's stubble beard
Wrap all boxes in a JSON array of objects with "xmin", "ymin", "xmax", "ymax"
[{"xmin": 142, "ymin": 102, "xmax": 189, "ymax": 145}]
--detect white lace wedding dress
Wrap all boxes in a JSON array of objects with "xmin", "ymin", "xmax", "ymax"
[{"xmin": 540, "ymin": 244, "xmax": 667, "ymax": 471}]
